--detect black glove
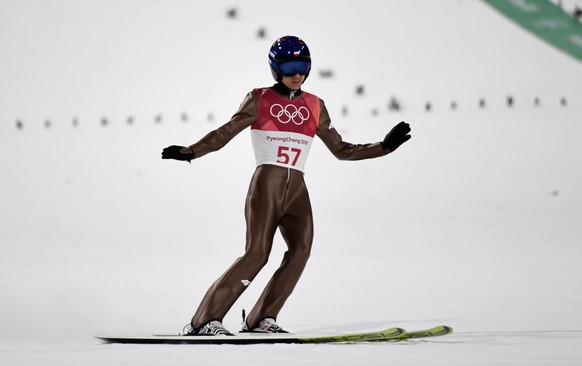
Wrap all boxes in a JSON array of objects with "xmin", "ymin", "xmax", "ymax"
[
  {"xmin": 381, "ymin": 121, "xmax": 411, "ymax": 152},
  {"xmin": 161, "ymin": 145, "xmax": 195, "ymax": 163}
]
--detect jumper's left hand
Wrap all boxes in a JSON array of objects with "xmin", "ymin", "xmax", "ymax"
[{"xmin": 381, "ymin": 121, "xmax": 411, "ymax": 152}]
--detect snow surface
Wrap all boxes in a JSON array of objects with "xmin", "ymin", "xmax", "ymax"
[{"xmin": 1, "ymin": 0, "xmax": 582, "ymax": 365}]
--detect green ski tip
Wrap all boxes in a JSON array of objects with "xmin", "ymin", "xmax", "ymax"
[{"xmin": 395, "ymin": 325, "xmax": 453, "ymax": 340}]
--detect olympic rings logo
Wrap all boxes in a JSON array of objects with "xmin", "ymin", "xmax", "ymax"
[{"xmin": 269, "ymin": 103, "xmax": 310, "ymax": 125}]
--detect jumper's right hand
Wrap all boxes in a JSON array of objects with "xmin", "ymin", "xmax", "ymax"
[{"xmin": 161, "ymin": 145, "xmax": 195, "ymax": 163}]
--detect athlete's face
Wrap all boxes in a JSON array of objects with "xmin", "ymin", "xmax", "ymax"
[{"xmin": 281, "ymin": 74, "xmax": 305, "ymax": 91}]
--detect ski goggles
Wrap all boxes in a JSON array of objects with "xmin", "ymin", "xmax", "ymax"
[{"xmin": 279, "ymin": 60, "xmax": 311, "ymax": 77}]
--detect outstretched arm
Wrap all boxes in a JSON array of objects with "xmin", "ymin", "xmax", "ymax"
[
  {"xmin": 316, "ymin": 100, "xmax": 411, "ymax": 160},
  {"xmin": 161, "ymin": 91, "xmax": 258, "ymax": 163}
]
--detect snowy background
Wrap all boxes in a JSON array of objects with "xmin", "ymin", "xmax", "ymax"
[{"xmin": 1, "ymin": 0, "xmax": 582, "ymax": 365}]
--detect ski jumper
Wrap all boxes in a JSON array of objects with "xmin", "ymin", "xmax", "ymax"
[{"xmin": 188, "ymin": 86, "xmax": 386, "ymax": 330}]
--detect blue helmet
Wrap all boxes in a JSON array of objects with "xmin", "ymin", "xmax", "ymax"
[{"xmin": 268, "ymin": 36, "xmax": 311, "ymax": 82}]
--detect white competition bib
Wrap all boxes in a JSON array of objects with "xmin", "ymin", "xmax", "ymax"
[{"xmin": 251, "ymin": 130, "xmax": 314, "ymax": 172}]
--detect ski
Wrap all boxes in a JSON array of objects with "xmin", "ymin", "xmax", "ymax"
[
  {"xmin": 95, "ymin": 327, "xmax": 404, "ymax": 345},
  {"xmin": 95, "ymin": 325, "xmax": 452, "ymax": 345}
]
